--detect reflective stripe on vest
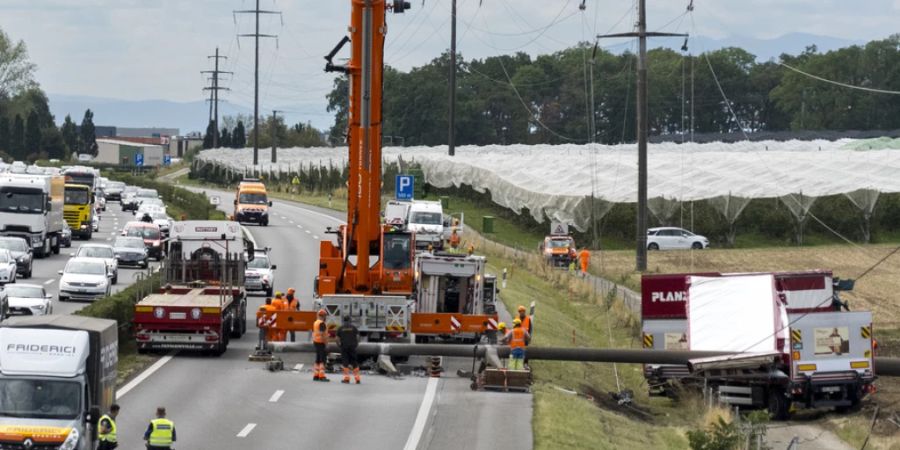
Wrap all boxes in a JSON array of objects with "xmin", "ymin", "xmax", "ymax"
[
  {"xmin": 98, "ymin": 414, "xmax": 117, "ymax": 442},
  {"xmin": 510, "ymin": 327, "xmax": 526, "ymax": 349},
  {"xmin": 313, "ymin": 319, "xmax": 326, "ymax": 344},
  {"xmin": 149, "ymin": 418, "xmax": 174, "ymax": 446}
]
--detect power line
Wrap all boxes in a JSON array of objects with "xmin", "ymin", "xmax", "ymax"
[
  {"xmin": 778, "ymin": 61, "xmax": 900, "ymax": 95},
  {"xmin": 202, "ymin": 47, "xmax": 233, "ymax": 148},
  {"xmin": 234, "ymin": 0, "xmax": 281, "ymax": 166}
]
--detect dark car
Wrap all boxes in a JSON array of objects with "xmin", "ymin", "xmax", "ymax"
[
  {"xmin": 60, "ymin": 222, "xmax": 72, "ymax": 248},
  {"xmin": 121, "ymin": 186, "xmax": 140, "ymax": 211},
  {"xmin": 113, "ymin": 236, "xmax": 149, "ymax": 268},
  {"xmin": 0, "ymin": 236, "xmax": 33, "ymax": 278},
  {"xmin": 121, "ymin": 221, "xmax": 163, "ymax": 260},
  {"xmin": 105, "ymin": 181, "xmax": 126, "ymax": 201}
]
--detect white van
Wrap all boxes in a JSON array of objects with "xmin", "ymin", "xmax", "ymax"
[{"xmin": 407, "ymin": 200, "xmax": 444, "ymax": 250}]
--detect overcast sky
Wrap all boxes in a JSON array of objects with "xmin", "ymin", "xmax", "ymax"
[{"xmin": 0, "ymin": 0, "xmax": 897, "ymax": 130}]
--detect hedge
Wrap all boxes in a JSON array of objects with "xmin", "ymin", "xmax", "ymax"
[{"xmin": 105, "ymin": 171, "xmax": 226, "ymax": 221}]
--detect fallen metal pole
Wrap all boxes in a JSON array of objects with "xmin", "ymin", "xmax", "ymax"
[{"xmin": 268, "ymin": 342, "xmax": 900, "ymax": 377}]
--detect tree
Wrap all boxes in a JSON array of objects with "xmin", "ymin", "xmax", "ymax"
[
  {"xmin": 24, "ymin": 110, "xmax": 41, "ymax": 159},
  {"xmin": 219, "ymin": 126, "xmax": 232, "ymax": 148},
  {"xmin": 232, "ymin": 120, "xmax": 246, "ymax": 148},
  {"xmin": 79, "ymin": 109, "xmax": 97, "ymax": 155},
  {"xmin": 202, "ymin": 120, "xmax": 215, "ymax": 149},
  {"xmin": 10, "ymin": 114, "xmax": 24, "ymax": 160},
  {"xmin": 0, "ymin": 116, "xmax": 9, "ymax": 153},
  {"xmin": 0, "ymin": 28, "xmax": 37, "ymax": 98},
  {"xmin": 41, "ymin": 126, "xmax": 66, "ymax": 160},
  {"xmin": 61, "ymin": 114, "xmax": 78, "ymax": 154}
]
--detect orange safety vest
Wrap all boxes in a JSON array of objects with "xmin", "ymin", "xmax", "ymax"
[
  {"xmin": 272, "ymin": 298, "xmax": 286, "ymax": 310},
  {"xmin": 287, "ymin": 296, "xmax": 299, "ymax": 310},
  {"xmin": 449, "ymin": 233, "xmax": 461, "ymax": 247},
  {"xmin": 520, "ymin": 315, "xmax": 532, "ymax": 336},
  {"xmin": 312, "ymin": 319, "xmax": 326, "ymax": 344},
  {"xmin": 509, "ymin": 327, "xmax": 526, "ymax": 349}
]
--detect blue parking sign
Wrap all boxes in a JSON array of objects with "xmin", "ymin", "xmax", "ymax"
[
  {"xmin": 396, "ymin": 175, "xmax": 414, "ymax": 200},
  {"xmin": 163, "ymin": 154, "xmax": 171, "ymax": 166},
  {"xmin": 135, "ymin": 153, "xmax": 144, "ymax": 166}
]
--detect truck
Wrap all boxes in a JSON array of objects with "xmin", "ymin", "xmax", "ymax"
[
  {"xmin": 233, "ymin": 179, "xmax": 271, "ymax": 226},
  {"xmin": 0, "ymin": 315, "xmax": 117, "ymax": 450},
  {"xmin": 133, "ymin": 220, "xmax": 250, "ymax": 355},
  {"xmin": 410, "ymin": 252, "xmax": 499, "ymax": 342},
  {"xmin": 641, "ymin": 271, "xmax": 875, "ymax": 418},
  {"xmin": 64, "ymin": 183, "xmax": 94, "ymax": 240},
  {"xmin": 0, "ymin": 173, "xmax": 65, "ymax": 257}
]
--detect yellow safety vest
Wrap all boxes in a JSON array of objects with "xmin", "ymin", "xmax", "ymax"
[
  {"xmin": 148, "ymin": 418, "xmax": 174, "ymax": 447},
  {"xmin": 98, "ymin": 414, "xmax": 117, "ymax": 443}
]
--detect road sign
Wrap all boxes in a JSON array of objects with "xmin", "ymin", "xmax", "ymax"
[
  {"xmin": 396, "ymin": 174, "xmax": 414, "ymax": 200},
  {"xmin": 550, "ymin": 221, "xmax": 568, "ymax": 235},
  {"xmin": 135, "ymin": 153, "xmax": 144, "ymax": 167},
  {"xmin": 163, "ymin": 154, "xmax": 171, "ymax": 166}
]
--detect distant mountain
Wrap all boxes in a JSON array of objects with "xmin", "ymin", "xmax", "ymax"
[{"xmin": 650, "ymin": 32, "xmax": 866, "ymax": 61}]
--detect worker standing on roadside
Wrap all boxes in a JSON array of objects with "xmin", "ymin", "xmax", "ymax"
[
  {"xmin": 286, "ymin": 287, "xmax": 299, "ymax": 342},
  {"xmin": 579, "ymin": 248, "xmax": 590, "ymax": 277},
  {"xmin": 97, "ymin": 403, "xmax": 120, "ymax": 450},
  {"xmin": 495, "ymin": 323, "xmax": 507, "ymax": 365},
  {"xmin": 312, "ymin": 308, "xmax": 330, "ymax": 382},
  {"xmin": 144, "ymin": 407, "xmax": 176, "ymax": 450},
  {"xmin": 517, "ymin": 305, "xmax": 533, "ymax": 337},
  {"xmin": 257, "ymin": 298, "xmax": 277, "ymax": 348},
  {"xmin": 271, "ymin": 292, "xmax": 288, "ymax": 341},
  {"xmin": 502, "ymin": 319, "xmax": 530, "ymax": 370},
  {"xmin": 336, "ymin": 315, "xmax": 362, "ymax": 384}
]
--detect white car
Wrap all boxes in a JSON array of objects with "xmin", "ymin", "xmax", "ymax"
[
  {"xmin": 72, "ymin": 244, "xmax": 119, "ymax": 284},
  {"xmin": 0, "ymin": 249, "xmax": 17, "ymax": 285},
  {"xmin": 245, "ymin": 250, "xmax": 276, "ymax": 296},
  {"xmin": 92, "ymin": 214, "xmax": 100, "ymax": 232},
  {"xmin": 58, "ymin": 257, "xmax": 112, "ymax": 302},
  {"xmin": 5, "ymin": 283, "xmax": 52, "ymax": 315},
  {"xmin": 647, "ymin": 227, "xmax": 710, "ymax": 250}
]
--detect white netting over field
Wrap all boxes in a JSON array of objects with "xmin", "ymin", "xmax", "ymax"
[{"xmin": 196, "ymin": 138, "xmax": 900, "ymax": 231}]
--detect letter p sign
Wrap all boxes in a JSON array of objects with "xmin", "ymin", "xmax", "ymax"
[{"xmin": 396, "ymin": 175, "xmax": 414, "ymax": 200}]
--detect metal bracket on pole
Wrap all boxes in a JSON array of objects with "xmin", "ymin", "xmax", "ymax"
[{"xmin": 377, "ymin": 354, "xmax": 398, "ymax": 375}]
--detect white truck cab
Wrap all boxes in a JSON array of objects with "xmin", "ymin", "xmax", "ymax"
[{"xmin": 406, "ymin": 200, "xmax": 444, "ymax": 250}]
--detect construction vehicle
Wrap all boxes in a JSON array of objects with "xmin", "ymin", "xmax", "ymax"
[
  {"xmin": 64, "ymin": 183, "xmax": 94, "ymax": 240},
  {"xmin": 539, "ymin": 222, "xmax": 576, "ymax": 268},
  {"xmin": 234, "ymin": 178, "xmax": 271, "ymax": 226},
  {"xmin": 133, "ymin": 220, "xmax": 250, "ymax": 355},
  {"xmin": 0, "ymin": 315, "xmax": 118, "ymax": 450},
  {"xmin": 411, "ymin": 252, "xmax": 499, "ymax": 342},
  {"xmin": 0, "ymin": 173, "xmax": 65, "ymax": 258},
  {"xmin": 641, "ymin": 271, "xmax": 875, "ymax": 418}
]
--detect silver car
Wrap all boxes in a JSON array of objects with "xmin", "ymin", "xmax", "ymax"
[
  {"xmin": 647, "ymin": 227, "xmax": 710, "ymax": 250},
  {"xmin": 5, "ymin": 283, "xmax": 52, "ymax": 316},
  {"xmin": 245, "ymin": 250, "xmax": 276, "ymax": 296},
  {"xmin": 72, "ymin": 244, "xmax": 119, "ymax": 284},
  {"xmin": 58, "ymin": 257, "xmax": 111, "ymax": 302},
  {"xmin": 0, "ymin": 249, "xmax": 16, "ymax": 285}
]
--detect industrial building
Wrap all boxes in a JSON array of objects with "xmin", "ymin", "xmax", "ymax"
[{"xmin": 95, "ymin": 139, "xmax": 165, "ymax": 166}]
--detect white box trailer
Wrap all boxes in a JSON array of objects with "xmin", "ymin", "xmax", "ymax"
[{"xmin": 0, "ymin": 173, "xmax": 65, "ymax": 257}]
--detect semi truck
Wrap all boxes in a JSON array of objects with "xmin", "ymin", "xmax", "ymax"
[
  {"xmin": 64, "ymin": 184, "xmax": 94, "ymax": 240},
  {"xmin": 0, "ymin": 173, "xmax": 65, "ymax": 257},
  {"xmin": 133, "ymin": 220, "xmax": 250, "ymax": 355},
  {"xmin": 641, "ymin": 271, "xmax": 875, "ymax": 418},
  {"xmin": 233, "ymin": 179, "xmax": 271, "ymax": 226},
  {"xmin": 0, "ymin": 315, "xmax": 118, "ymax": 450}
]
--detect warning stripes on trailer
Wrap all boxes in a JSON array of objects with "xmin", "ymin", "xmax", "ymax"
[
  {"xmin": 486, "ymin": 318, "xmax": 498, "ymax": 331},
  {"xmin": 791, "ymin": 329, "xmax": 802, "ymax": 343},
  {"xmin": 861, "ymin": 326, "xmax": 872, "ymax": 339},
  {"xmin": 449, "ymin": 315, "xmax": 461, "ymax": 331},
  {"xmin": 642, "ymin": 333, "xmax": 654, "ymax": 348}
]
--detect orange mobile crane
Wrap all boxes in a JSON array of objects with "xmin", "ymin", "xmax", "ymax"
[{"xmin": 258, "ymin": 0, "xmax": 415, "ymax": 343}]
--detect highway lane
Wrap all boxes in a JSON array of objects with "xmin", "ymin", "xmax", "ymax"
[{"xmin": 113, "ymin": 186, "xmax": 531, "ymax": 450}]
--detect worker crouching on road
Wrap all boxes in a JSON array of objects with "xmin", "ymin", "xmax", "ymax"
[
  {"xmin": 144, "ymin": 407, "xmax": 176, "ymax": 450},
  {"xmin": 312, "ymin": 308, "xmax": 330, "ymax": 382},
  {"xmin": 336, "ymin": 315, "xmax": 361, "ymax": 384},
  {"xmin": 502, "ymin": 318, "xmax": 531, "ymax": 370}
]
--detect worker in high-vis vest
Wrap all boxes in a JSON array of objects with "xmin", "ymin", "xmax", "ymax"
[
  {"xmin": 312, "ymin": 308, "xmax": 330, "ymax": 382},
  {"xmin": 286, "ymin": 287, "xmax": 299, "ymax": 342},
  {"xmin": 97, "ymin": 403, "xmax": 120, "ymax": 450},
  {"xmin": 144, "ymin": 407, "xmax": 176, "ymax": 450},
  {"xmin": 579, "ymin": 248, "xmax": 591, "ymax": 277},
  {"xmin": 257, "ymin": 298, "xmax": 278, "ymax": 349},
  {"xmin": 517, "ymin": 305, "xmax": 533, "ymax": 337},
  {"xmin": 502, "ymin": 318, "xmax": 531, "ymax": 370}
]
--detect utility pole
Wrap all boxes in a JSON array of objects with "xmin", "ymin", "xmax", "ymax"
[
  {"xmin": 235, "ymin": 0, "xmax": 281, "ymax": 165},
  {"xmin": 271, "ymin": 109, "xmax": 282, "ymax": 163},
  {"xmin": 599, "ymin": 0, "xmax": 687, "ymax": 272},
  {"xmin": 202, "ymin": 47, "xmax": 232, "ymax": 148},
  {"xmin": 448, "ymin": 0, "xmax": 457, "ymax": 156}
]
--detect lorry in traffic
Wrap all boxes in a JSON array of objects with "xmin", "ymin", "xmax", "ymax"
[
  {"xmin": 234, "ymin": 179, "xmax": 271, "ymax": 226},
  {"xmin": 64, "ymin": 184, "xmax": 94, "ymax": 240},
  {"xmin": 0, "ymin": 173, "xmax": 65, "ymax": 257},
  {"xmin": 133, "ymin": 220, "xmax": 250, "ymax": 355},
  {"xmin": 641, "ymin": 271, "xmax": 875, "ymax": 418},
  {"xmin": 0, "ymin": 315, "xmax": 117, "ymax": 450},
  {"xmin": 539, "ymin": 222, "xmax": 576, "ymax": 268}
]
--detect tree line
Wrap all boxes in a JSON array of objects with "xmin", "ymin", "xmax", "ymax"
[
  {"xmin": 325, "ymin": 34, "xmax": 900, "ymax": 146},
  {"xmin": 202, "ymin": 114, "xmax": 326, "ymax": 149}
]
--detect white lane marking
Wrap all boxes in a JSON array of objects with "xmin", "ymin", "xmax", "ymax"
[
  {"xmin": 106, "ymin": 238, "xmax": 112, "ymax": 241},
  {"xmin": 44, "ymin": 279, "xmax": 54, "ymax": 285},
  {"xmin": 279, "ymin": 202, "xmax": 343, "ymax": 223},
  {"xmin": 268, "ymin": 390, "xmax": 284, "ymax": 403},
  {"xmin": 118, "ymin": 352, "xmax": 176, "ymax": 398},
  {"xmin": 305, "ymin": 230, "xmax": 310, "ymax": 234},
  {"xmin": 313, "ymin": 235, "xmax": 319, "ymax": 240},
  {"xmin": 293, "ymin": 363, "xmax": 303, "ymax": 371},
  {"xmin": 296, "ymin": 225, "xmax": 303, "ymax": 229},
  {"xmin": 403, "ymin": 377, "xmax": 439, "ymax": 450},
  {"xmin": 236, "ymin": 423, "xmax": 257, "ymax": 438},
  {"xmin": 289, "ymin": 220, "xmax": 295, "ymax": 224}
]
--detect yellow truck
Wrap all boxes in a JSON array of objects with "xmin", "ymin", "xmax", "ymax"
[
  {"xmin": 64, "ymin": 183, "xmax": 94, "ymax": 239},
  {"xmin": 233, "ymin": 179, "xmax": 271, "ymax": 226}
]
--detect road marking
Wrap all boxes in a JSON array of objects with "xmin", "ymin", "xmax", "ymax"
[
  {"xmin": 403, "ymin": 377, "xmax": 439, "ymax": 450},
  {"xmin": 118, "ymin": 352, "xmax": 176, "ymax": 398},
  {"xmin": 106, "ymin": 238, "xmax": 112, "ymax": 241},
  {"xmin": 296, "ymin": 225, "xmax": 303, "ymax": 229},
  {"xmin": 313, "ymin": 235, "xmax": 319, "ymax": 240},
  {"xmin": 305, "ymin": 230, "xmax": 311, "ymax": 234},
  {"xmin": 236, "ymin": 423, "xmax": 257, "ymax": 438},
  {"xmin": 268, "ymin": 390, "xmax": 284, "ymax": 403},
  {"xmin": 44, "ymin": 279, "xmax": 54, "ymax": 285},
  {"xmin": 293, "ymin": 363, "xmax": 303, "ymax": 371},
  {"xmin": 289, "ymin": 220, "xmax": 295, "ymax": 224}
]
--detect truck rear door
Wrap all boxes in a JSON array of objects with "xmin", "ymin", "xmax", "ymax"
[{"xmin": 789, "ymin": 311, "xmax": 874, "ymax": 383}]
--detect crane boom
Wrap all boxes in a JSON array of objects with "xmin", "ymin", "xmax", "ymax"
[{"xmin": 318, "ymin": 0, "xmax": 411, "ymax": 296}]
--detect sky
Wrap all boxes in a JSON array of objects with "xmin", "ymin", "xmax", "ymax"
[{"xmin": 0, "ymin": 0, "xmax": 898, "ymax": 132}]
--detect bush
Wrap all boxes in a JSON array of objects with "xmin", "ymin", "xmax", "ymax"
[
  {"xmin": 75, "ymin": 272, "xmax": 161, "ymax": 343},
  {"xmin": 105, "ymin": 172, "xmax": 226, "ymax": 220}
]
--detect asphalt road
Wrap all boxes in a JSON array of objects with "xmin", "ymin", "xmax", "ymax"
[
  {"xmin": 111, "ymin": 186, "xmax": 532, "ymax": 450},
  {"xmin": 24, "ymin": 203, "xmax": 159, "ymax": 316}
]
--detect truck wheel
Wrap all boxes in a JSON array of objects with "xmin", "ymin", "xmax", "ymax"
[
  {"xmin": 767, "ymin": 388, "xmax": 791, "ymax": 420},
  {"xmin": 52, "ymin": 236, "xmax": 60, "ymax": 254},
  {"xmin": 265, "ymin": 286, "xmax": 273, "ymax": 297}
]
